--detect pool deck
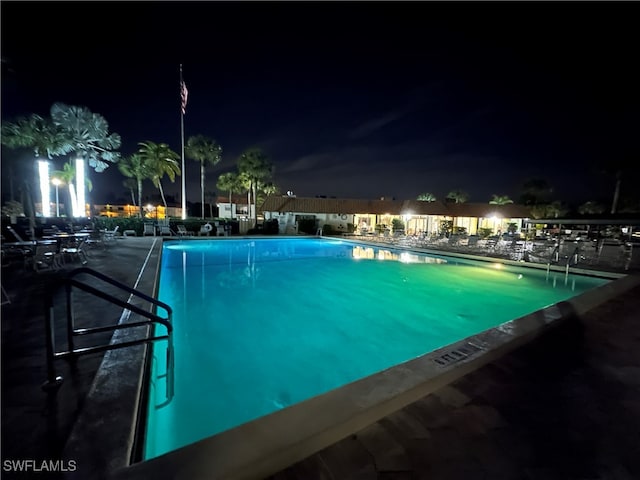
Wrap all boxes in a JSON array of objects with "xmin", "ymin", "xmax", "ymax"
[{"xmin": 2, "ymin": 236, "xmax": 640, "ymax": 479}]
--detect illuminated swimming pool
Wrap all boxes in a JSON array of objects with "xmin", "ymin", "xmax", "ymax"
[{"xmin": 143, "ymin": 238, "xmax": 609, "ymax": 460}]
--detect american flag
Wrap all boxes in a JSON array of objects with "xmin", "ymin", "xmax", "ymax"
[{"xmin": 180, "ymin": 80, "xmax": 188, "ymax": 115}]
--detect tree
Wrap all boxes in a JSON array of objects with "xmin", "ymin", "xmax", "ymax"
[
  {"xmin": 185, "ymin": 135, "xmax": 222, "ymax": 219},
  {"xmin": 217, "ymin": 171, "xmax": 245, "ymax": 219},
  {"xmin": 1, "ymin": 114, "xmax": 73, "ymax": 233},
  {"xmin": 123, "ymin": 178, "xmax": 138, "ymax": 207},
  {"xmin": 49, "ymin": 103, "xmax": 121, "ymax": 172},
  {"xmin": 50, "ymin": 103, "xmax": 121, "ymax": 215},
  {"xmin": 204, "ymin": 189, "xmax": 217, "ymax": 218},
  {"xmin": 2, "ymin": 104, "xmax": 121, "ymax": 220},
  {"xmin": 578, "ymin": 201, "xmax": 606, "ymax": 216},
  {"xmin": 519, "ymin": 178, "xmax": 552, "ymax": 205},
  {"xmin": 489, "ymin": 194, "xmax": 514, "ymax": 205},
  {"xmin": 417, "ymin": 192, "xmax": 436, "ymax": 202},
  {"xmin": 137, "ymin": 142, "xmax": 181, "ymax": 211},
  {"xmin": 51, "ymin": 161, "xmax": 93, "ymax": 217},
  {"xmin": 595, "ymin": 155, "xmax": 640, "ymax": 214},
  {"xmin": 237, "ymin": 148, "xmax": 274, "ymax": 226},
  {"xmin": 118, "ymin": 153, "xmax": 150, "ymax": 217},
  {"xmin": 545, "ymin": 201, "xmax": 569, "ymax": 219},
  {"xmin": 256, "ymin": 181, "xmax": 279, "ymax": 208},
  {"xmin": 446, "ymin": 190, "xmax": 469, "ymax": 204}
]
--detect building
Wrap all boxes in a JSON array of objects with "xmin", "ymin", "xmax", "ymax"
[{"xmin": 259, "ymin": 196, "xmax": 533, "ymax": 236}]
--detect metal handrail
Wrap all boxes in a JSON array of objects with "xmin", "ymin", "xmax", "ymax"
[
  {"xmin": 546, "ymin": 242, "xmax": 582, "ymax": 282},
  {"xmin": 43, "ymin": 267, "xmax": 174, "ymax": 406}
]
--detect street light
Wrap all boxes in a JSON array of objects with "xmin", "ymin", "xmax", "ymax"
[{"xmin": 52, "ymin": 178, "xmax": 62, "ymax": 217}]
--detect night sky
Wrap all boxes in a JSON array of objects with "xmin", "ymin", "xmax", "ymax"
[{"xmin": 2, "ymin": 1, "xmax": 638, "ymax": 207}]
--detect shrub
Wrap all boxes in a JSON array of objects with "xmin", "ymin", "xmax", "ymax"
[
  {"xmin": 392, "ymin": 218, "xmax": 405, "ymax": 232},
  {"xmin": 297, "ymin": 218, "xmax": 317, "ymax": 235},
  {"xmin": 478, "ymin": 227, "xmax": 493, "ymax": 239}
]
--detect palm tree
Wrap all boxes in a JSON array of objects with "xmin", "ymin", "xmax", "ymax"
[
  {"xmin": 204, "ymin": 189, "xmax": 217, "ymax": 218},
  {"xmin": 237, "ymin": 148, "xmax": 274, "ymax": 226},
  {"xmin": 49, "ymin": 103, "xmax": 121, "ymax": 172},
  {"xmin": 217, "ymin": 171, "xmax": 245, "ymax": 219},
  {"xmin": 185, "ymin": 135, "xmax": 222, "ymax": 219},
  {"xmin": 119, "ymin": 154, "xmax": 151, "ymax": 217},
  {"xmin": 1, "ymin": 114, "xmax": 72, "ymax": 233},
  {"xmin": 50, "ymin": 103, "xmax": 121, "ymax": 216},
  {"xmin": 519, "ymin": 178, "xmax": 552, "ymax": 205},
  {"xmin": 417, "ymin": 192, "xmax": 436, "ymax": 202},
  {"xmin": 446, "ymin": 190, "xmax": 469, "ymax": 204},
  {"xmin": 123, "ymin": 178, "xmax": 138, "ymax": 207},
  {"xmin": 137, "ymin": 141, "xmax": 180, "ymax": 211},
  {"xmin": 489, "ymin": 194, "xmax": 514, "ymax": 205},
  {"xmin": 51, "ymin": 161, "xmax": 93, "ymax": 217},
  {"xmin": 256, "ymin": 181, "xmax": 279, "ymax": 208},
  {"xmin": 595, "ymin": 155, "xmax": 640, "ymax": 214}
]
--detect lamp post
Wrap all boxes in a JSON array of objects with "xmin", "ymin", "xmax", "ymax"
[{"xmin": 52, "ymin": 178, "xmax": 62, "ymax": 217}]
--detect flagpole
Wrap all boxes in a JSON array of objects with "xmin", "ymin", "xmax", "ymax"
[{"xmin": 180, "ymin": 64, "xmax": 187, "ymax": 220}]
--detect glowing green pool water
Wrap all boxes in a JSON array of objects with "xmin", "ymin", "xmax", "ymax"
[{"xmin": 144, "ymin": 238, "xmax": 608, "ymax": 459}]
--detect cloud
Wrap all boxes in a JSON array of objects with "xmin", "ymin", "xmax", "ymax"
[
  {"xmin": 346, "ymin": 83, "xmax": 443, "ymax": 140},
  {"xmin": 347, "ymin": 108, "xmax": 414, "ymax": 139}
]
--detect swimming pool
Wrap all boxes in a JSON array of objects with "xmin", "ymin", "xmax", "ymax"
[{"xmin": 143, "ymin": 238, "xmax": 609, "ymax": 460}]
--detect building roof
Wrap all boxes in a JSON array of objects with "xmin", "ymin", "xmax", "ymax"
[{"xmin": 260, "ymin": 196, "xmax": 534, "ymax": 218}]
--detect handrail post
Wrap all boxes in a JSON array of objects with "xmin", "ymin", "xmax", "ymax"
[{"xmin": 42, "ymin": 292, "xmax": 64, "ymax": 391}]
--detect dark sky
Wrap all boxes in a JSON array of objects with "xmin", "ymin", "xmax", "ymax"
[{"xmin": 2, "ymin": 1, "xmax": 638, "ymax": 207}]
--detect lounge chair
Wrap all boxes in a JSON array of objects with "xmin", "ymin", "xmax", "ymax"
[
  {"xmin": 176, "ymin": 225, "xmax": 193, "ymax": 237},
  {"xmin": 143, "ymin": 223, "xmax": 156, "ymax": 236},
  {"xmin": 159, "ymin": 225, "xmax": 174, "ymax": 236},
  {"xmin": 104, "ymin": 225, "xmax": 119, "ymax": 241}
]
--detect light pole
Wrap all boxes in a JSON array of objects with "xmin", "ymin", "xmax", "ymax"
[{"xmin": 52, "ymin": 178, "xmax": 62, "ymax": 217}]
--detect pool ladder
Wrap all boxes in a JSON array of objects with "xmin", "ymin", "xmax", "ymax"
[
  {"xmin": 42, "ymin": 267, "xmax": 174, "ymax": 406},
  {"xmin": 546, "ymin": 242, "xmax": 581, "ymax": 283}
]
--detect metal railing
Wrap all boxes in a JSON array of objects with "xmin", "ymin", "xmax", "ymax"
[
  {"xmin": 546, "ymin": 241, "xmax": 582, "ymax": 282},
  {"xmin": 42, "ymin": 267, "xmax": 174, "ymax": 405}
]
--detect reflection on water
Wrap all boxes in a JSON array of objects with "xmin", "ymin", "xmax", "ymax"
[{"xmin": 351, "ymin": 245, "xmax": 448, "ymax": 264}]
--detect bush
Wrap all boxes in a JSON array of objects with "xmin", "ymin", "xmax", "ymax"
[
  {"xmin": 322, "ymin": 224, "xmax": 335, "ymax": 235},
  {"xmin": 297, "ymin": 218, "xmax": 317, "ymax": 235},
  {"xmin": 478, "ymin": 227, "xmax": 493, "ymax": 239},
  {"xmin": 392, "ymin": 218, "xmax": 405, "ymax": 232}
]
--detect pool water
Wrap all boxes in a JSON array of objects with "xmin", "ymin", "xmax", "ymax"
[{"xmin": 144, "ymin": 238, "xmax": 608, "ymax": 459}]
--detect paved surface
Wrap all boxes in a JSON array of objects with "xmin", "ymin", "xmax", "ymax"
[{"xmin": 1, "ymin": 236, "xmax": 639, "ymax": 479}]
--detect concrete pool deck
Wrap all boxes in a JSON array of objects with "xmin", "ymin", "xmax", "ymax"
[{"xmin": 1, "ymin": 236, "xmax": 639, "ymax": 479}]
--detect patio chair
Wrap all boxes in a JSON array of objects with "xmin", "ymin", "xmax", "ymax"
[
  {"xmin": 159, "ymin": 224, "xmax": 174, "ymax": 236},
  {"xmin": 104, "ymin": 225, "xmax": 120, "ymax": 242},
  {"xmin": 143, "ymin": 223, "xmax": 156, "ymax": 236},
  {"xmin": 61, "ymin": 236, "xmax": 89, "ymax": 265},
  {"xmin": 6, "ymin": 225, "xmax": 26, "ymax": 242},
  {"xmin": 85, "ymin": 229, "xmax": 107, "ymax": 251},
  {"xmin": 176, "ymin": 224, "xmax": 193, "ymax": 237},
  {"xmin": 27, "ymin": 241, "xmax": 63, "ymax": 272}
]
